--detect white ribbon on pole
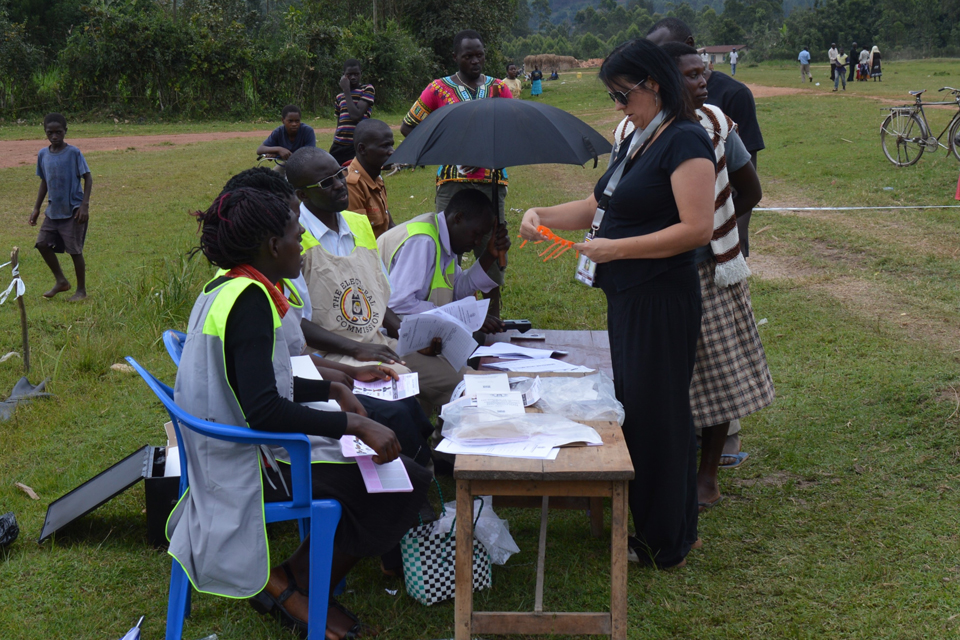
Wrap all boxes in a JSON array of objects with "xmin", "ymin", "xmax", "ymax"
[{"xmin": 0, "ymin": 261, "xmax": 25, "ymax": 305}]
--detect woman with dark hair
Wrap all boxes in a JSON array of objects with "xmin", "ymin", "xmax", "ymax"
[
  {"xmin": 171, "ymin": 186, "xmax": 430, "ymax": 638},
  {"xmin": 520, "ymin": 38, "xmax": 715, "ymax": 568}
]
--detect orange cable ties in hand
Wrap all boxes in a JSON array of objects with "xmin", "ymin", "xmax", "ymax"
[{"xmin": 518, "ymin": 226, "xmax": 577, "ymax": 261}]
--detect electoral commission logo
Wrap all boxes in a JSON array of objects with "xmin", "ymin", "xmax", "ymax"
[{"xmin": 333, "ymin": 278, "xmax": 381, "ymax": 334}]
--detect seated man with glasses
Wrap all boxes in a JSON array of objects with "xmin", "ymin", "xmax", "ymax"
[{"xmin": 284, "ymin": 147, "xmax": 461, "ymax": 418}]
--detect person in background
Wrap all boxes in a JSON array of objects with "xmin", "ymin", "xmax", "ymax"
[
  {"xmin": 729, "ymin": 48, "xmax": 738, "ymax": 76},
  {"xmin": 661, "ymin": 41, "xmax": 775, "ymax": 513},
  {"xmin": 647, "ymin": 18, "xmax": 766, "ymax": 466},
  {"xmin": 798, "ymin": 46, "xmax": 812, "ymax": 83},
  {"xmin": 869, "ymin": 46, "xmax": 882, "ymax": 81},
  {"xmin": 833, "ymin": 47, "xmax": 847, "ymax": 91},
  {"xmin": 346, "ymin": 119, "xmax": 395, "ymax": 238},
  {"xmin": 502, "ymin": 62, "xmax": 524, "ymax": 97},
  {"xmin": 256, "ymin": 104, "xmax": 316, "ymax": 162},
  {"xmin": 530, "ymin": 66, "xmax": 543, "ymax": 96},
  {"xmin": 28, "ymin": 112, "xmax": 92, "ymax": 301},
  {"xmin": 175, "ymin": 184, "xmax": 429, "ymax": 639},
  {"xmin": 378, "ymin": 188, "xmax": 509, "ymax": 330},
  {"xmin": 329, "ymin": 59, "xmax": 375, "ymax": 166},
  {"xmin": 828, "ymin": 43, "xmax": 838, "ymax": 80},
  {"xmin": 550, "ymin": 69, "xmax": 560, "ymax": 80},
  {"xmin": 522, "ymin": 39, "xmax": 716, "ymax": 568},
  {"xmin": 847, "ymin": 42, "xmax": 859, "ymax": 82},
  {"xmin": 400, "ymin": 29, "xmax": 514, "ymax": 318},
  {"xmin": 858, "ymin": 46, "xmax": 871, "ymax": 80},
  {"xmin": 699, "ymin": 47, "xmax": 711, "ymax": 69}
]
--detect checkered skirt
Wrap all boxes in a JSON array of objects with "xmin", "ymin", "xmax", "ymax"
[{"xmin": 690, "ymin": 258, "xmax": 775, "ymax": 428}]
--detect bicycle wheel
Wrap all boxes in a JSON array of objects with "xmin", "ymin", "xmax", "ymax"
[
  {"xmin": 881, "ymin": 111, "xmax": 926, "ymax": 167},
  {"xmin": 949, "ymin": 116, "xmax": 960, "ymax": 162}
]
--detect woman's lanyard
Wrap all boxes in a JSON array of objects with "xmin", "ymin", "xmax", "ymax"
[{"xmin": 575, "ymin": 110, "xmax": 667, "ymax": 287}]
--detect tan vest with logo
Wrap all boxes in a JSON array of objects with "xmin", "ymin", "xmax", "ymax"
[{"xmin": 301, "ymin": 210, "xmax": 410, "ymax": 373}]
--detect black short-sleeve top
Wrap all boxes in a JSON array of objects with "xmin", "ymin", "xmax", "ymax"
[{"xmin": 592, "ymin": 118, "xmax": 715, "ymax": 294}]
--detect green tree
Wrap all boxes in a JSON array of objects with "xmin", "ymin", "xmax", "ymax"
[{"xmin": 532, "ymin": 0, "xmax": 551, "ymax": 32}]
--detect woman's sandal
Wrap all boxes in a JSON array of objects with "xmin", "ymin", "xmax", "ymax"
[
  {"xmin": 328, "ymin": 599, "xmax": 368, "ymax": 639},
  {"xmin": 249, "ymin": 563, "xmax": 309, "ymax": 637}
]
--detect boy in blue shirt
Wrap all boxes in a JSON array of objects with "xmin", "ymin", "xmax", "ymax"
[
  {"xmin": 256, "ymin": 104, "xmax": 316, "ymax": 161},
  {"xmin": 28, "ymin": 113, "xmax": 92, "ymax": 301}
]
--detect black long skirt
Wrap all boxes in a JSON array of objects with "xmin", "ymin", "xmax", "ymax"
[
  {"xmin": 263, "ymin": 455, "xmax": 431, "ymax": 558},
  {"xmin": 605, "ymin": 264, "xmax": 701, "ymax": 568}
]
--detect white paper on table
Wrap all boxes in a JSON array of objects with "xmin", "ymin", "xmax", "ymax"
[
  {"xmin": 436, "ymin": 438, "xmax": 560, "ymax": 460},
  {"xmin": 353, "ymin": 373, "xmax": 419, "ymax": 401},
  {"xmin": 396, "ymin": 313, "xmax": 478, "ymax": 370},
  {"xmin": 423, "ymin": 297, "xmax": 490, "ymax": 332},
  {"xmin": 463, "ymin": 373, "xmax": 510, "ymax": 397},
  {"xmin": 509, "ymin": 376, "xmax": 542, "ymax": 406},
  {"xmin": 476, "ymin": 391, "xmax": 526, "ymax": 415},
  {"xmin": 291, "ymin": 354, "xmax": 342, "ymax": 411},
  {"xmin": 472, "ymin": 342, "xmax": 562, "ymax": 359},
  {"xmin": 484, "ymin": 358, "xmax": 594, "ymax": 373}
]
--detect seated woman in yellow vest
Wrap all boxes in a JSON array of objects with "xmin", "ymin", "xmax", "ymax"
[
  {"xmin": 283, "ymin": 146, "xmax": 463, "ymax": 415},
  {"xmin": 174, "ymin": 186, "xmax": 430, "ymax": 638},
  {"xmin": 377, "ymin": 188, "xmax": 511, "ymax": 334}
]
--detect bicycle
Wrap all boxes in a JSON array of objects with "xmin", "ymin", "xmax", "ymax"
[{"xmin": 880, "ymin": 87, "xmax": 960, "ymax": 167}]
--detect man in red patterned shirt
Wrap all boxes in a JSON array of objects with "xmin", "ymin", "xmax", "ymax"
[{"xmin": 400, "ymin": 29, "xmax": 513, "ymax": 310}]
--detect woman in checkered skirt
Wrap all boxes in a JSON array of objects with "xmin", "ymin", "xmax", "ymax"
[{"xmin": 659, "ymin": 42, "xmax": 775, "ymax": 513}]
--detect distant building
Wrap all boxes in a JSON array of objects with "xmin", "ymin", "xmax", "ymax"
[{"xmin": 699, "ymin": 45, "xmax": 747, "ymax": 66}]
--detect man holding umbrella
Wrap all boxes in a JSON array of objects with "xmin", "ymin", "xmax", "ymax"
[{"xmin": 400, "ymin": 29, "xmax": 513, "ymax": 314}]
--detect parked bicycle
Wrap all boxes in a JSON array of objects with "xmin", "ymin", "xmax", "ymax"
[{"xmin": 880, "ymin": 87, "xmax": 960, "ymax": 167}]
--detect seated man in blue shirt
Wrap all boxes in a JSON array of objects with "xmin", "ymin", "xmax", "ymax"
[
  {"xmin": 377, "ymin": 188, "xmax": 510, "ymax": 333},
  {"xmin": 256, "ymin": 104, "xmax": 316, "ymax": 161}
]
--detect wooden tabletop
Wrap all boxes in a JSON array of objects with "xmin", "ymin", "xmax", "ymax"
[
  {"xmin": 480, "ymin": 329, "xmax": 613, "ymax": 378},
  {"xmin": 453, "ymin": 420, "xmax": 634, "ymax": 482}
]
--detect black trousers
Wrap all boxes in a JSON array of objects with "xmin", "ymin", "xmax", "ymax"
[{"xmin": 605, "ymin": 265, "xmax": 701, "ymax": 568}]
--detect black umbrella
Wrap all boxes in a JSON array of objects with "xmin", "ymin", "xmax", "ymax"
[
  {"xmin": 391, "ymin": 97, "xmax": 612, "ymax": 267},
  {"xmin": 391, "ymin": 97, "xmax": 611, "ymax": 170}
]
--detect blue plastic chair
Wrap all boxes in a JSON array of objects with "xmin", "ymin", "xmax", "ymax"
[{"xmin": 126, "ymin": 356, "xmax": 341, "ymax": 640}]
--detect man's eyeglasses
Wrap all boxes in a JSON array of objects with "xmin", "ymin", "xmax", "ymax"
[
  {"xmin": 607, "ymin": 78, "xmax": 647, "ymax": 106},
  {"xmin": 304, "ymin": 167, "xmax": 349, "ymax": 190}
]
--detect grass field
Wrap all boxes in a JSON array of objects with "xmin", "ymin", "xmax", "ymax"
[{"xmin": 2, "ymin": 59, "xmax": 960, "ymax": 639}]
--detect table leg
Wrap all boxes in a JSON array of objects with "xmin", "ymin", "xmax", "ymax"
[
  {"xmin": 610, "ymin": 481, "xmax": 628, "ymax": 640},
  {"xmin": 588, "ymin": 497, "xmax": 604, "ymax": 537},
  {"xmin": 455, "ymin": 480, "xmax": 474, "ymax": 640}
]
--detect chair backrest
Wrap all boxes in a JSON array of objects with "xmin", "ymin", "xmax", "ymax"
[
  {"xmin": 125, "ymin": 356, "xmax": 315, "ymax": 509},
  {"xmin": 163, "ymin": 330, "xmax": 186, "ymax": 367}
]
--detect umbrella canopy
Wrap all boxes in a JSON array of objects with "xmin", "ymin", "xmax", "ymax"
[{"xmin": 390, "ymin": 98, "xmax": 612, "ymax": 170}]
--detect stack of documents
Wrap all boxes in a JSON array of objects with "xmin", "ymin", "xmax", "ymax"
[
  {"xmin": 340, "ymin": 436, "xmax": 414, "ymax": 493},
  {"xmin": 472, "ymin": 342, "xmax": 595, "ymax": 373},
  {"xmin": 397, "ymin": 297, "xmax": 490, "ymax": 370}
]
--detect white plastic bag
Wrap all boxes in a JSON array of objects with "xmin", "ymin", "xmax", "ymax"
[
  {"xmin": 440, "ymin": 401, "xmax": 602, "ymax": 446},
  {"xmin": 433, "ymin": 496, "xmax": 519, "ymax": 565},
  {"xmin": 535, "ymin": 373, "xmax": 624, "ymax": 425}
]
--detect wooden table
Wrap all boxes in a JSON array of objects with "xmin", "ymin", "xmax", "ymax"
[
  {"xmin": 480, "ymin": 329, "xmax": 613, "ymax": 378},
  {"xmin": 453, "ymin": 420, "xmax": 635, "ymax": 639}
]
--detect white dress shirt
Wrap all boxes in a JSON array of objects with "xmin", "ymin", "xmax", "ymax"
[{"xmin": 386, "ymin": 213, "xmax": 498, "ymax": 315}]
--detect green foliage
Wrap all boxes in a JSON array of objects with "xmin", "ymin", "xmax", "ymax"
[{"xmin": 0, "ymin": 0, "xmax": 41, "ymax": 111}]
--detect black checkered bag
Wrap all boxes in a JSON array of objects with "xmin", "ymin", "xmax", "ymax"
[{"xmin": 400, "ymin": 492, "xmax": 492, "ymax": 606}]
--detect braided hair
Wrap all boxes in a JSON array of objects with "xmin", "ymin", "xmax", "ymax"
[
  {"xmin": 222, "ymin": 166, "xmax": 295, "ymax": 201},
  {"xmin": 192, "ymin": 187, "xmax": 291, "ymax": 269}
]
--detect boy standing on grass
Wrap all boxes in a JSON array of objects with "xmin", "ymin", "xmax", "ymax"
[
  {"xmin": 329, "ymin": 59, "xmax": 375, "ymax": 166},
  {"xmin": 28, "ymin": 113, "xmax": 92, "ymax": 301},
  {"xmin": 502, "ymin": 63, "xmax": 523, "ymax": 98}
]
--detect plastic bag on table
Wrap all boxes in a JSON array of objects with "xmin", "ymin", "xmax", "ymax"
[
  {"xmin": 439, "ymin": 401, "xmax": 602, "ymax": 446},
  {"xmin": 534, "ymin": 372, "xmax": 624, "ymax": 425},
  {"xmin": 433, "ymin": 496, "xmax": 519, "ymax": 565}
]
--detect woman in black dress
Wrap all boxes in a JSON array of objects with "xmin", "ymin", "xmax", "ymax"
[{"xmin": 520, "ymin": 38, "xmax": 715, "ymax": 568}]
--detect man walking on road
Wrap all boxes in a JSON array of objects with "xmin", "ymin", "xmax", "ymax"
[
  {"xmin": 833, "ymin": 47, "xmax": 847, "ymax": 91},
  {"xmin": 798, "ymin": 46, "xmax": 812, "ymax": 82},
  {"xmin": 729, "ymin": 48, "xmax": 739, "ymax": 76}
]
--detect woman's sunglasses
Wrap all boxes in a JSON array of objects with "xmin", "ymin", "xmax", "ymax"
[
  {"xmin": 607, "ymin": 78, "xmax": 648, "ymax": 106},
  {"xmin": 304, "ymin": 166, "xmax": 349, "ymax": 190}
]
